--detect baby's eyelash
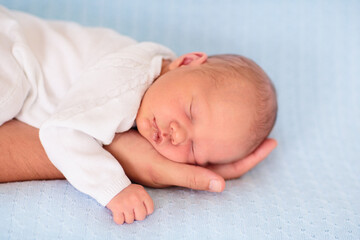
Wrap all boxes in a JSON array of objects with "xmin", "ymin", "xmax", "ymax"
[{"xmin": 191, "ymin": 140, "xmax": 195, "ymax": 159}]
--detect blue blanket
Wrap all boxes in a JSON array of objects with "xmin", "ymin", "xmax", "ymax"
[{"xmin": 0, "ymin": 0, "xmax": 359, "ymax": 239}]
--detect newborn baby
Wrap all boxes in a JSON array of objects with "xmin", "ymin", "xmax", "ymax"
[
  {"xmin": 0, "ymin": 6, "xmax": 277, "ymax": 224},
  {"xmin": 110, "ymin": 53, "xmax": 277, "ymax": 224},
  {"xmin": 137, "ymin": 54, "xmax": 277, "ymax": 166}
]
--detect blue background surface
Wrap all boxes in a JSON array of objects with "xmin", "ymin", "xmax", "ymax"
[{"xmin": 0, "ymin": 0, "xmax": 359, "ymax": 239}]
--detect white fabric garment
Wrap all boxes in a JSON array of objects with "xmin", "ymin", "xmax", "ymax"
[{"xmin": 0, "ymin": 6, "xmax": 176, "ymax": 206}]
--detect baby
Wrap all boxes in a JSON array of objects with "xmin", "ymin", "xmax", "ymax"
[{"xmin": 0, "ymin": 6, "xmax": 277, "ymax": 224}]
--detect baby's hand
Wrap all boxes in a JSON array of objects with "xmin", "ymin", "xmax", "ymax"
[{"xmin": 106, "ymin": 184, "xmax": 154, "ymax": 225}]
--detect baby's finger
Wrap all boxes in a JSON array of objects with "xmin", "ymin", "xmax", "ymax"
[
  {"xmin": 134, "ymin": 204, "xmax": 147, "ymax": 221},
  {"xmin": 113, "ymin": 213, "xmax": 125, "ymax": 225},
  {"xmin": 144, "ymin": 197, "xmax": 154, "ymax": 215},
  {"xmin": 124, "ymin": 210, "xmax": 135, "ymax": 224}
]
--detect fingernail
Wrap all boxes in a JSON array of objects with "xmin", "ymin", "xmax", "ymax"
[{"xmin": 209, "ymin": 180, "xmax": 221, "ymax": 192}]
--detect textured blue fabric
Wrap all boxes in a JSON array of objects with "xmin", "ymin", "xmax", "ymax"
[{"xmin": 0, "ymin": 0, "xmax": 359, "ymax": 239}]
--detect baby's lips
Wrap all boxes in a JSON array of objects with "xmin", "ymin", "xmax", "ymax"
[
  {"xmin": 151, "ymin": 117, "xmax": 162, "ymax": 144},
  {"xmin": 152, "ymin": 129, "xmax": 161, "ymax": 143}
]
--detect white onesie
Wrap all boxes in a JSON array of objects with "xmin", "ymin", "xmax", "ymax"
[{"xmin": 0, "ymin": 6, "xmax": 175, "ymax": 206}]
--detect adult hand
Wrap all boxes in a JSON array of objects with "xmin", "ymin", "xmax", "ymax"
[
  {"xmin": 0, "ymin": 120, "xmax": 277, "ymax": 191},
  {"xmin": 105, "ymin": 130, "xmax": 277, "ymax": 192},
  {"xmin": 205, "ymin": 138, "xmax": 278, "ymax": 180}
]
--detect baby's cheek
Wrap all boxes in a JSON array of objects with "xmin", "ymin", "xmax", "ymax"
[
  {"xmin": 136, "ymin": 118, "xmax": 150, "ymax": 137},
  {"xmin": 156, "ymin": 144, "xmax": 189, "ymax": 163}
]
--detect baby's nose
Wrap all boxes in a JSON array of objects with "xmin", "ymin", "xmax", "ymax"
[{"xmin": 169, "ymin": 121, "xmax": 186, "ymax": 145}]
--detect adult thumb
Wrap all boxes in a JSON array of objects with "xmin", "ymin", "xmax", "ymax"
[{"xmin": 153, "ymin": 161, "xmax": 226, "ymax": 192}]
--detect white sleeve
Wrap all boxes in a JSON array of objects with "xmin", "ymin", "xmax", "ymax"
[
  {"xmin": 40, "ymin": 126, "xmax": 131, "ymax": 206},
  {"xmin": 39, "ymin": 79, "xmax": 142, "ymax": 206}
]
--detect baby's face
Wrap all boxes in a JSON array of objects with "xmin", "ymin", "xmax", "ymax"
[{"xmin": 136, "ymin": 66, "xmax": 255, "ymax": 165}]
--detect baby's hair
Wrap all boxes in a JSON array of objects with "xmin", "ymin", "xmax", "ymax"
[{"xmin": 202, "ymin": 54, "xmax": 278, "ymax": 156}]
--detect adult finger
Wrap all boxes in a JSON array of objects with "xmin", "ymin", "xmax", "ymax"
[
  {"xmin": 151, "ymin": 159, "xmax": 226, "ymax": 192},
  {"xmin": 206, "ymin": 138, "xmax": 277, "ymax": 180}
]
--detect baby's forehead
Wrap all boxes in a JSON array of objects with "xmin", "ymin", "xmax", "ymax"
[{"xmin": 202, "ymin": 74, "xmax": 255, "ymax": 105}]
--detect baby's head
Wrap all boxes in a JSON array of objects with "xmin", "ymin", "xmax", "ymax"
[{"xmin": 136, "ymin": 52, "xmax": 277, "ymax": 165}]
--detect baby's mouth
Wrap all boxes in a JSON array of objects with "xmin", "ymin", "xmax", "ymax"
[{"xmin": 152, "ymin": 117, "xmax": 162, "ymax": 144}]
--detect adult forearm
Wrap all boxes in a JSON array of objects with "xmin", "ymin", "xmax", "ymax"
[
  {"xmin": 0, "ymin": 121, "xmax": 163, "ymax": 186},
  {"xmin": 0, "ymin": 120, "xmax": 155, "ymax": 184},
  {"xmin": 0, "ymin": 120, "xmax": 160, "ymax": 185},
  {"xmin": 0, "ymin": 120, "xmax": 64, "ymax": 182}
]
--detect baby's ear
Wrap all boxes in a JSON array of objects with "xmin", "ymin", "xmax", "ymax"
[{"xmin": 168, "ymin": 52, "xmax": 208, "ymax": 70}]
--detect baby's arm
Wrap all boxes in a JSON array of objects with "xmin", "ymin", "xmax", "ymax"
[
  {"xmin": 40, "ymin": 125, "xmax": 154, "ymax": 224},
  {"xmin": 38, "ymin": 52, "xmax": 154, "ymax": 222},
  {"xmin": 39, "ymin": 127, "xmax": 131, "ymax": 205}
]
